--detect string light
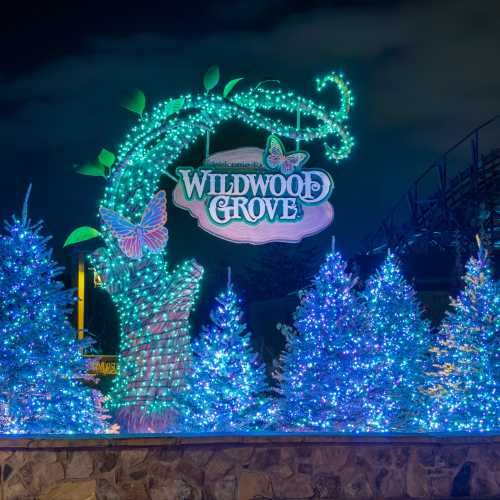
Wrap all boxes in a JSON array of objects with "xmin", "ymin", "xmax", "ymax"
[
  {"xmin": 0, "ymin": 210, "xmax": 106, "ymax": 434},
  {"xmin": 361, "ymin": 252, "xmax": 430, "ymax": 432},
  {"xmin": 419, "ymin": 245, "xmax": 500, "ymax": 432},
  {"xmin": 179, "ymin": 282, "xmax": 271, "ymax": 432},
  {"xmin": 274, "ymin": 251, "xmax": 368, "ymax": 432}
]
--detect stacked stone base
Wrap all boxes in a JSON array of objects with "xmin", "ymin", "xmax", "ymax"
[{"xmin": 0, "ymin": 434, "xmax": 498, "ymax": 499}]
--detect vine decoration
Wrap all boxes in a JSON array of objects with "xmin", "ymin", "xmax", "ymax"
[
  {"xmin": 65, "ymin": 67, "xmax": 354, "ymax": 252},
  {"xmin": 63, "ymin": 67, "xmax": 354, "ymax": 431}
]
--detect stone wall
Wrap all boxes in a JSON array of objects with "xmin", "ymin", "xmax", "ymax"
[{"xmin": 0, "ymin": 434, "xmax": 498, "ymax": 499}]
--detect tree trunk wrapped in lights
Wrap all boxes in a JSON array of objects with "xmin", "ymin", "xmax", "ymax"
[
  {"xmin": 419, "ymin": 241, "xmax": 499, "ymax": 432},
  {"xmin": 92, "ymin": 249, "xmax": 203, "ymax": 432},
  {"xmin": 91, "ymin": 71, "xmax": 354, "ymax": 432}
]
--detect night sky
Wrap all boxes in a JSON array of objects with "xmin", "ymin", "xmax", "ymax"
[{"xmin": 2, "ymin": 1, "xmax": 500, "ymax": 354}]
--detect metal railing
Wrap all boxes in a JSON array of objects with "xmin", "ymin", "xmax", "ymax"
[{"xmin": 362, "ymin": 115, "xmax": 500, "ymax": 254}]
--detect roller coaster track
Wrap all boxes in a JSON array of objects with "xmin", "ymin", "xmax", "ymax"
[{"xmin": 362, "ymin": 115, "xmax": 500, "ymax": 256}]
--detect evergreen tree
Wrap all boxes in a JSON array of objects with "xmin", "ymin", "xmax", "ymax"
[
  {"xmin": 274, "ymin": 251, "xmax": 368, "ymax": 431},
  {"xmin": 361, "ymin": 251, "xmax": 430, "ymax": 431},
  {"xmin": 180, "ymin": 279, "xmax": 270, "ymax": 432},
  {"xmin": 0, "ymin": 188, "xmax": 106, "ymax": 433},
  {"xmin": 421, "ymin": 242, "xmax": 499, "ymax": 432}
]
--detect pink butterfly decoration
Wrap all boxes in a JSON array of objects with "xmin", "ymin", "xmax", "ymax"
[
  {"xmin": 264, "ymin": 135, "xmax": 310, "ymax": 175},
  {"xmin": 100, "ymin": 190, "xmax": 169, "ymax": 259}
]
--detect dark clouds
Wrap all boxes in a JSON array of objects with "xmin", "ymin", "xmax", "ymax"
[{"xmin": 1, "ymin": 0, "xmax": 499, "ymax": 257}]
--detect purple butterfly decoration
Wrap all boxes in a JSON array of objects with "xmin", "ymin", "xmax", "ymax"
[
  {"xmin": 264, "ymin": 134, "xmax": 310, "ymax": 175},
  {"xmin": 100, "ymin": 190, "xmax": 168, "ymax": 259}
]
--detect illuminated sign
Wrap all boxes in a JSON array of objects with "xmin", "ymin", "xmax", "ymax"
[
  {"xmin": 85, "ymin": 355, "xmax": 118, "ymax": 376},
  {"xmin": 173, "ymin": 135, "xmax": 334, "ymax": 244}
]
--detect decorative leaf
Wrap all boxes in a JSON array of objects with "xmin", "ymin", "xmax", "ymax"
[
  {"xmin": 76, "ymin": 162, "xmax": 107, "ymax": 177},
  {"xmin": 121, "ymin": 88, "xmax": 146, "ymax": 115},
  {"xmin": 64, "ymin": 226, "xmax": 102, "ymax": 247},
  {"xmin": 223, "ymin": 77, "xmax": 244, "ymax": 98},
  {"xmin": 165, "ymin": 97, "xmax": 185, "ymax": 117},
  {"xmin": 22, "ymin": 184, "xmax": 32, "ymax": 225},
  {"xmin": 98, "ymin": 148, "xmax": 116, "ymax": 167},
  {"xmin": 255, "ymin": 79, "xmax": 280, "ymax": 90},
  {"xmin": 324, "ymin": 144, "xmax": 334, "ymax": 155},
  {"xmin": 203, "ymin": 65, "xmax": 220, "ymax": 92}
]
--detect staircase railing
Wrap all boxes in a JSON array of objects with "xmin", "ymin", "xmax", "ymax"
[{"xmin": 362, "ymin": 115, "xmax": 500, "ymax": 254}]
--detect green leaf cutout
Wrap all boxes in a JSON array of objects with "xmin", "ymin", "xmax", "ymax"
[
  {"xmin": 64, "ymin": 227, "xmax": 102, "ymax": 248},
  {"xmin": 98, "ymin": 148, "xmax": 116, "ymax": 167},
  {"xmin": 223, "ymin": 77, "xmax": 244, "ymax": 98},
  {"xmin": 203, "ymin": 65, "xmax": 220, "ymax": 92},
  {"xmin": 121, "ymin": 88, "xmax": 146, "ymax": 115},
  {"xmin": 165, "ymin": 97, "xmax": 185, "ymax": 117},
  {"xmin": 76, "ymin": 162, "xmax": 107, "ymax": 177},
  {"xmin": 255, "ymin": 79, "xmax": 281, "ymax": 90}
]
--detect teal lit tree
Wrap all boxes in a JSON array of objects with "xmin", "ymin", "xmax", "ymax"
[
  {"xmin": 0, "ymin": 188, "xmax": 106, "ymax": 434},
  {"xmin": 180, "ymin": 276, "xmax": 270, "ymax": 432},
  {"xmin": 361, "ymin": 251, "xmax": 430, "ymax": 431},
  {"xmin": 274, "ymin": 249, "xmax": 368, "ymax": 431},
  {"xmin": 93, "ymin": 246, "xmax": 203, "ymax": 433},
  {"xmin": 77, "ymin": 68, "xmax": 354, "ymax": 431},
  {"xmin": 420, "ymin": 240, "xmax": 499, "ymax": 432}
]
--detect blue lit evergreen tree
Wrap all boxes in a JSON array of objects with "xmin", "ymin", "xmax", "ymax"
[
  {"xmin": 274, "ymin": 250, "xmax": 368, "ymax": 431},
  {"xmin": 421, "ymin": 241, "xmax": 499, "ymax": 432},
  {"xmin": 0, "ymin": 187, "xmax": 106, "ymax": 434},
  {"xmin": 361, "ymin": 251, "xmax": 430, "ymax": 431},
  {"xmin": 180, "ymin": 277, "xmax": 270, "ymax": 432}
]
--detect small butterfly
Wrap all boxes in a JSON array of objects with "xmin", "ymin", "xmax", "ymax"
[
  {"xmin": 264, "ymin": 134, "xmax": 310, "ymax": 175},
  {"xmin": 100, "ymin": 190, "xmax": 168, "ymax": 259}
]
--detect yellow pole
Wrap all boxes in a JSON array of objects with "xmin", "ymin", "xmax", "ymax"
[{"xmin": 77, "ymin": 252, "xmax": 85, "ymax": 340}]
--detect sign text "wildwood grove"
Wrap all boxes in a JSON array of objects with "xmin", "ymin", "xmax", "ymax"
[{"xmin": 176, "ymin": 167, "xmax": 334, "ymax": 225}]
